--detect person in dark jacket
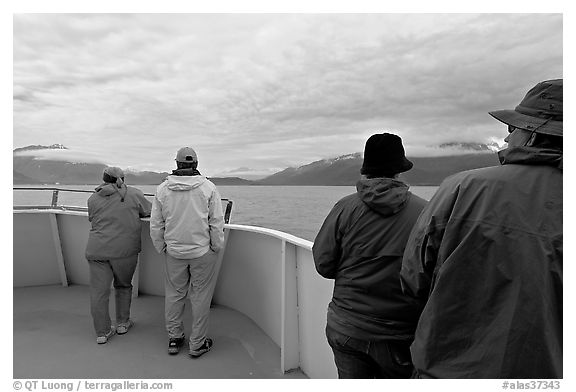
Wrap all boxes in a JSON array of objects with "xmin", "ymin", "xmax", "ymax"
[
  {"xmin": 400, "ymin": 79, "xmax": 563, "ymax": 378},
  {"xmin": 86, "ymin": 166, "xmax": 152, "ymax": 344},
  {"xmin": 313, "ymin": 133, "xmax": 427, "ymax": 378}
]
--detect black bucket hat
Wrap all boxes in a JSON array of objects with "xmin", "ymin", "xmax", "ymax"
[
  {"xmin": 489, "ymin": 79, "xmax": 562, "ymax": 137},
  {"xmin": 360, "ymin": 133, "xmax": 413, "ymax": 177}
]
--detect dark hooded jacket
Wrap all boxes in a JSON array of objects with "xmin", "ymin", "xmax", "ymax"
[
  {"xmin": 400, "ymin": 146, "xmax": 563, "ymax": 378},
  {"xmin": 85, "ymin": 183, "xmax": 152, "ymax": 260},
  {"xmin": 313, "ymin": 178, "xmax": 427, "ymax": 340}
]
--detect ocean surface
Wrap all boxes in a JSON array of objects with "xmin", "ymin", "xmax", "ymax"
[{"xmin": 13, "ymin": 185, "xmax": 438, "ymax": 242}]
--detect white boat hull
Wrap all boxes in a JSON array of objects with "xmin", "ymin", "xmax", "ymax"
[{"xmin": 13, "ymin": 209, "xmax": 338, "ymax": 378}]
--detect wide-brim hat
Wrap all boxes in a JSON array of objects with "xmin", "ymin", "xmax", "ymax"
[
  {"xmin": 489, "ymin": 79, "xmax": 562, "ymax": 137},
  {"xmin": 360, "ymin": 133, "xmax": 413, "ymax": 176}
]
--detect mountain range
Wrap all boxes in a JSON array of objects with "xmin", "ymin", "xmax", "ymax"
[
  {"xmin": 13, "ymin": 143, "xmax": 501, "ymax": 186},
  {"xmin": 13, "ymin": 144, "xmax": 253, "ymax": 186},
  {"xmin": 258, "ymin": 151, "xmax": 499, "ymax": 186}
]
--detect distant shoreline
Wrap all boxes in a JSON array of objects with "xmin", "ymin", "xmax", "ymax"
[
  {"xmin": 13, "ymin": 181, "xmax": 443, "ymax": 187},
  {"xmin": 15, "ymin": 147, "xmax": 499, "ymax": 189},
  {"xmin": 13, "ymin": 182, "xmax": 440, "ymax": 188}
]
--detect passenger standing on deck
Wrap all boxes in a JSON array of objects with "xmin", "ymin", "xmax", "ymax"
[
  {"xmin": 400, "ymin": 79, "xmax": 563, "ymax": 378},
  {"xmin": 86, "ymin": 167, "xmax": 152, "ymax": 344},
  {"xmin": 150, "ymin": 147, "xmax": 225, "ymax": 357},
  {"xmin": 313, "ymin": 133, "xmax": 427, "ymax": 378}
]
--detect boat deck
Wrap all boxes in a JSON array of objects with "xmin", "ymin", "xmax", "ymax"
[{"xmin": 13, "ymin": 285, "xmax": 307, "ymax": 379}]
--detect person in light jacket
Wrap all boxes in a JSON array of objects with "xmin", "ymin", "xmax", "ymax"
[
  {"xmin": 150, "ymin": 147, "xmax": 224, "ymax": 357},
  {"xmin": 400, "ymin": 79, "xmax": 563, "ymax": 378},
  {"xmin": 86, "ymin": 167, "xmax": 152, "ymax": 344},
  {"xmin": 313, "ymin": 133, "xmax": 427, "ymax": 378}
]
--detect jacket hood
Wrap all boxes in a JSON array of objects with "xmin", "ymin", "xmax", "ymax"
[
  {"xmin": 94, "ymin": 183, "xmax": 127, "ymax": 198},
  {"xmin": 498, "ymin": 146, "xmax": 563, "ymax": 170},
  {"xmin": 166, "ymin": 175, "xmax": 207, "ymax": 191},
  {"xmin": 356, "ymin": 177, "xmax": 410, "ymax": 216}
]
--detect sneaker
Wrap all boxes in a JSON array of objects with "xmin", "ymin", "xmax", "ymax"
[
  {"xmin": 168, "ymin": 337, "xmax": 185, "ymax": 355},
  {"xmin": 96, "ymin": 328, "xmax": 115, "ymax": 344},
  {"xmin": 189, "ymin": 338, "xmax": 213, "ymax": 358},
  {"xmin": 116, "ymin": 320, "xmax": 134, "ymax": 335}
]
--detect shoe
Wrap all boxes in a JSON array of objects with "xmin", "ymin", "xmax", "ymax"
[
  {"xmin": 189, "ymin": 338, "xmax": 213, "ymax": 358},
  {"xmin": 96, "ymin": 328, "xmax": 115, "ymax": 344},
  {"xmin": 168, "ymin": 337, "xmax": 185, "ymax": 355},
  {"xmin": 116, "ymin": 320, "xmax": 134, "ymax": 335}
]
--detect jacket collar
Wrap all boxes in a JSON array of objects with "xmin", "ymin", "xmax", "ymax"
[
  {"xmin": 95, "ymin": 183, "xmax": 127, "ymax": 201},
  {"xmin": 171, "ymin": 168, "xmax": 202, "ymax": 176},
  {"xmin": 498, "ymin": 146, "xmax": 562, "ymax": 170}
]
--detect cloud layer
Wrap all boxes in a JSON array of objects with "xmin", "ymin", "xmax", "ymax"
[{"xmin": 13, "ymin": 14, "xmax": 563, "ymax": 175}]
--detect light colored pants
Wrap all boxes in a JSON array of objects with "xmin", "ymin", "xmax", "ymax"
[
  {"xmin": 88, "ymin": 256, "xmax": 138, "ymax": 336},
  {"xmin": 164, "ymin": 250, "xmax": 218, "ymax": 351}
]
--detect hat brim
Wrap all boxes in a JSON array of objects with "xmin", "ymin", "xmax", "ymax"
[
  {"xmin": 361, "ymin": 157, "xmax": 413, "ymax": 176},
  {"xmin": 400, "ymin": 158, "xmax": 413, "ymax": 173},
  {"xmin": 489, "ymin": 110, "xmax": 562, "ymax": 137}
]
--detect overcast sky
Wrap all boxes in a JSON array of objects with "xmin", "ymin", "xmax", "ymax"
[{"xmin": 13, "ymin": 13, "xmax": 563, "ymax": 177}]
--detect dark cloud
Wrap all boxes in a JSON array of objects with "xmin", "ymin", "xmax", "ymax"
[{"xmin": 13, "ymin": 14, "xmax": 563, "ymax": 174}]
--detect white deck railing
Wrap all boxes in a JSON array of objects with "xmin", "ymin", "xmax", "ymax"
[{"xmin": 13, "ymin": 208, "xmax": 337, "ymax": 378}]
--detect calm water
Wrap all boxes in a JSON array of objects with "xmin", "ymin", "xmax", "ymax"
[{"xmin": 13, "ymin": 185, "xmax": 438, "ymax": 242}]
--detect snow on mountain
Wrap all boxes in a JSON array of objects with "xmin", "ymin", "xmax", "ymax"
[
  {"xmin": 438, "ymin": 142, "xmax": 501, "ymax": 152},
  {"xmin": 214, "ymin": 167, "xmax": 276, "ymax": 180},
  {"xmin": 14, "ymin": 147, "xmax": 107, "ymax": 165},
  {"xmin": 329, "ymin": 152, "xmax": 363, "ymax": 162},
  {"xmin": 259, "ymin": 142, "xmax": 499, "ymax": 186},
  {"xmin": 13, "ymin": 144, "xmax": 68, "ymax": 153}
]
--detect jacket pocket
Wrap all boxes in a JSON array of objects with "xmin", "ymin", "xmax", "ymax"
[
  {"xmin": 325, "ymin": 325, "xmax": 351, "ymax": 349},
  {"xmin": 387, "ymin": 341, "xmax": 413, "ymax": 367}
]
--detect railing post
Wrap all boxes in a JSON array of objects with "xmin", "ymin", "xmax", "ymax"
[
  {"xmin": 281, "ymin": 240, "xmax": 300, "ymax": 372},
  {"xmin": 48, "ymin": 213, "xmax": 68, "ymax": 287},
  {"xmin": 51, "ymin": 190, "xmax": 59, "ymax": 207},
  {"xmin": 224, "ymin": 200, "xmax": 233, "ymax": 224}
]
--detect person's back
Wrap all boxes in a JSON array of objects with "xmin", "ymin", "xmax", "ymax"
[
  {"xmin": 401, "ymin": 79, "xmax": 563, "ymax": 378},
  {"xmin": 315, "ymin": 179, "xmax": 427, "ymax": 338},
  {"xmin": 402, "ymin": 163, "xmax": 561, "ymax": 378},
  {"xmin": 86, "ymin": 181, "xmax": 150, "ymax": 260},
  {"xmin": 154, "ymin": 173, "xmax": 223, "ymax": 259}
]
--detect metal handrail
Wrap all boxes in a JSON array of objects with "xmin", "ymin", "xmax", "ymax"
[{"xmin": 13, "ymin": 186, "xmax": 234, "ymax": 224}]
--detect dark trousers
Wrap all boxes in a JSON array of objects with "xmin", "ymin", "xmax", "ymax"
[{"xmin": 326, "ymin": 325, "xmax": 414, "ymax": 379}]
